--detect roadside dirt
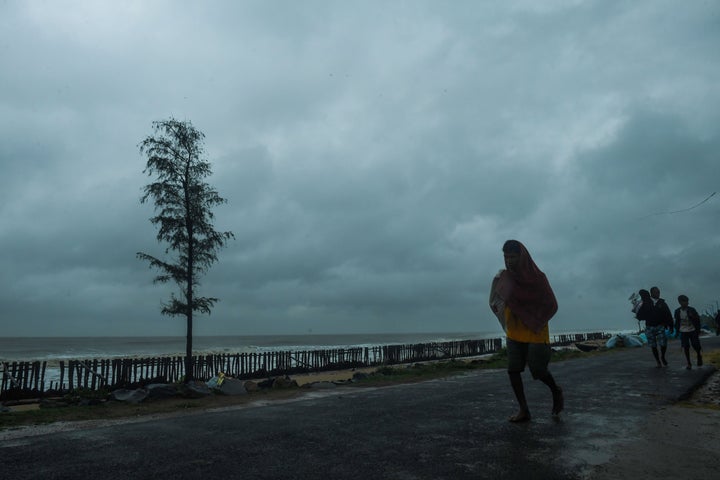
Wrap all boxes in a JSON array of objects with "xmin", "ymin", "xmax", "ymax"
[{"xmin": 588, "ymin": 368, "xmax": 720, "ymax": 479}]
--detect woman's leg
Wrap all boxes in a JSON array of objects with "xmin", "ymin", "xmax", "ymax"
[
  {"xmin": 506, "ymin": 339, "xmax": 531, "ymax": 422},
  {"xmin": 659, "ymin": 329, "xmax": 669, "ymax": 365},
  {"xmin": 690, "ymin": 332, "xmax": 702, "ymax": 365},
  {"xmin": 651, "ymin": 347, "xmax": 662, "ymax": 367},
  {"xmin": 682, "ymin": 333, "xmax": 692, "ymax": 368},
  {"xmin": 528, "ymin": 343, "xmax": 563, "ymax": 415},
  {"xmin": 647, "ymin": 327, "xmax": 662, "ymax": 367},
  {"xmin": 539, "ymin": 372, "xmax": 564, "ymax": 415},
  {"xmin": 508, "ymin": 371, "xmax": 531, "ymax": 422}
]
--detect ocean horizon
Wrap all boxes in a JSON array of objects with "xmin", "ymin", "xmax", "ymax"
[
  {"xmin": 0, "ymin": 332, "xmax": 504, "ymax": 363},
  {"xmin": 0, "ymin": 329, "xmax": 624, "ymax": 364}
]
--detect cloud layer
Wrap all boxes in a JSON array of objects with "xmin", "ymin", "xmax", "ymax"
[{"xmin": 1, "ymin": 0, "xmax": 719, "ymax": 336}]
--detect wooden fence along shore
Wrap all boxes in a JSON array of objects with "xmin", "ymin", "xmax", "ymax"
[{"xmin": 0, "ymin": 332, "xmax": 608, "ymax": 401}]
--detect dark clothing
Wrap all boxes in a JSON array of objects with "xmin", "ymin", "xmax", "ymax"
[
  {"xmin": 674, "ymin": 306, "xmax": 701, "ymax": 333},
  {"xmin": 680, "ymin": 330, "xmax": 701, "ymax": 351},
  {"xmin": 675, "ymin": 306, "xmax": 702, "ymax": 353},
  {"xmin": 635, "ymin": 301, "xmax": 653, "ymax": 325},
  {"xmin": 649, "ymin": 298, "xmax": 674, "ymax": 329},
  {"xmin": 494, "ymin": 241, "xmax": 558, "ymax": 333},
  {"xmin": 506, "ymin": 338, "xmax": 551, "ymax": 379}
]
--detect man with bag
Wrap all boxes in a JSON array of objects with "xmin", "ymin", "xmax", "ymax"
[{"xmin": 647, "ymin": 286, "xmax": 674, "ymax": 367}]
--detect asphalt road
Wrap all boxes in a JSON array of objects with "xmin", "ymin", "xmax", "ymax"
[{"xmin": 2, "ymin": 336, "xmax": 718, "ymax": 480}]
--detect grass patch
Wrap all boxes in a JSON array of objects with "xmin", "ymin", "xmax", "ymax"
[
  {"xmin": 353, "ymin": 346, "xmax": 615, "ymax": 385},
  {"xmin": 0, "ymin": 387, "xmax": 304, "ymax": 431},
  {"xmin": 363, "ymin": 359, "xmax": 481, "ymax": 383},
  {"xmin": 704, "ymin": 349, "xmax": 720, "ymax": 367},
  {"xmin": 0, "ymin": 398, "xmax": 208, "ymax": 430}
]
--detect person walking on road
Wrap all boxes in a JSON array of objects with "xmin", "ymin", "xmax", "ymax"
[
  {"xmin": 650, "ymin": 286, "xmax": 674, "ymax": 366},
  {"xmin": 674, "ymin": 295, "xmax": 703, "ymax": 369},
  {"xmin": 635, "ymin": 289, "xmax": 664, "ymax": 366},
  {"xmin": 637, "ymin": 286, "xmax": 673, "ymax": 367},
  {"xmin": 634, "ymin": 289, "xmax": 653, "ymax": 332},
  {"xmin": 489, "ymin": 239, "xmax": 563, "ymax": 423}
]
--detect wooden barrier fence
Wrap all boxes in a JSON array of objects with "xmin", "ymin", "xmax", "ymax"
[
  {"xmin": 1, "ymin": 332, "xmax": 608, "ymax": 401},
  {"xmin": 551, "ymin": 331, "xmax": 608, "ymax": 346}
]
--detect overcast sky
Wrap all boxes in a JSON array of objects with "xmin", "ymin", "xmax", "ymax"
[{"xmin": 1, "ymin": 0, "xmax": 718, "ymax": 337}]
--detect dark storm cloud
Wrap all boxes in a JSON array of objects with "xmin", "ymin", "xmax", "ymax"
[{"xmin": 1, "ymin": 0, "xmax": 719, "ymax": 336}]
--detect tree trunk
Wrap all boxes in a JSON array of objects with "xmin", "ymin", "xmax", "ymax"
[
  {"xmin": 185, "ymin": 310, "xmax": 193, "ymax": 382},
  {"xmin": 184, "ymin": 164, "xmax": 194, "ymax": 383}
]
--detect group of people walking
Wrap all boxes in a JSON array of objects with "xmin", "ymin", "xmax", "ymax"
[
  {"xmin": 488, "ymin": 239, "xmax": 709, "ymax": 424},
  {"xmin": 634, "ymin": 287, "xmax": 703, "ymax": 369}
]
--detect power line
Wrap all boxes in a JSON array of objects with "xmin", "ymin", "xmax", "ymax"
[{"xmin": 639, "ymin": 191, "xmax": 716, "ymax": 219}]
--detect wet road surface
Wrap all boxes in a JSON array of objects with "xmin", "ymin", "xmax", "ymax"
[{"xmin": 2, "ymin": 336, "xmax": 717, "ymax": 479}]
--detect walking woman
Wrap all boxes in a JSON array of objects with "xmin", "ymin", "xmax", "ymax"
[{"xmin": 489, "ymin": 240, "xmax": 563, "ymax": 422}]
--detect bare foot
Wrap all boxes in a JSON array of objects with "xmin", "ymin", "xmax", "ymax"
[
  {"xmin": 509, "ymin": 410, "xmax": 531, "ymax": 423},
  {"xmin": 552, "ymin": 387, "xmax": 564, "ymax": 415}
]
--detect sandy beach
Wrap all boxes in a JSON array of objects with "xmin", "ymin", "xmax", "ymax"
[{"xmin": 289, "ymin": 366, "xmax": 379, "ymax": 386}]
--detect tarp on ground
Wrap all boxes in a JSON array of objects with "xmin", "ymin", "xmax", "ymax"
[{"xmin": 606, "ymin": 334, "xmax": 645, "ymax": 348}]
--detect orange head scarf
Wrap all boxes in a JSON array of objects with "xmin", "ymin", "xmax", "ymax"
[{"xmin": 494, "ymin": 240, "xmax": 558, "ymax": 333}]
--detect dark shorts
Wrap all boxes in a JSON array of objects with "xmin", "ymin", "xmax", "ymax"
[
  {"xmin": 645, "ymin": 325, "xmax": 668, "ymax": 348},
  {"xmin": 680, "ymin": 330, "xmax": 701, "ymax": 351},
  {"xmin": 507, "ymin": 338, "xmax": 551, "ymax": 379}
]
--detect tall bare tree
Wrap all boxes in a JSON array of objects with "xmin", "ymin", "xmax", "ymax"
[{"xmin": 138, "ymin": 118, "xmax": 234, "ymax": 382}]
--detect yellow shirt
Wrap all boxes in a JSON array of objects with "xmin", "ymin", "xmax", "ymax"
[{"xmin": 505, "ymin": 307, "xmax": 549, "ymax": 344}]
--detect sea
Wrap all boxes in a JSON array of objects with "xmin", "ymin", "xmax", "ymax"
[{"xmin": 0, "ymin": 332, "xmax": 504, "ymax": 364}]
